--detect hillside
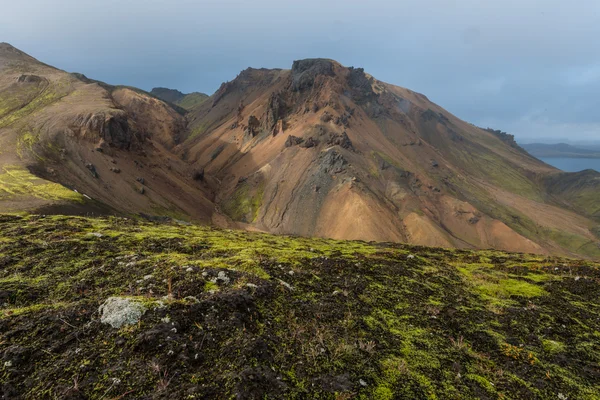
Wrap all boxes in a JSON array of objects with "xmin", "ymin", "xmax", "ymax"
[
  {"xmin": 0, "ymin": 44, "xmax": 599, "ymax": 259},
  {"xmin": 150, "ymin": 87, "xmax": 209, "ymax": 110},
  {"xmin": 1, "ymin": 214, "xmax": 599, "ymax": 399},
  {"xmin": 522, "ymin": 143, "xmax": 600, "ymax": 159},
  {"xmin": 0, "ymin": 42, "xmax": 214, "ymax": 222}
]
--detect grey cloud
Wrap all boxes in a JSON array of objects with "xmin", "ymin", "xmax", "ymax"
[{"xmin": 1, "ymin": 0, "xmax": 599, "ymax": 140}]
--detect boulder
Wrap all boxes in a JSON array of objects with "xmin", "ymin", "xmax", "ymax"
[
  {"xmin": 85, "ymin": 163, "xmax": 98, "ymax": 178},
  {"xmin": 285, "ymin": 135, "xmax": 304, "ymax": 148},
  {"xmin": 99, "ymin": 297, "xmax": 147, "ymax": 329},
  {"xmin": 300, "ymin": 137, "xmax": 319, "ymax": 149}
]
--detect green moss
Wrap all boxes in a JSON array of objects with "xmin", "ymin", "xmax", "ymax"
[
  {"xmin": 0, "ymin": 214, "xmax": 599, "ymax": 399},
  {"xmin": 458, "ymin": 264, "xmax": 546, "ymax": 305},
  {"xmin": 542, "ymin": 339, "xmax": 566, "ymax": 354},
  {"xmin": 0, "ymin": 166, "xmax": 84, "ymax": 203},
  {"xmin": 222, "ymin": 181, "xmax": 265, "ymax": 222},
  {"xmin": 177, "ymin": 92, "xmax": 208, "ymax": 110}
]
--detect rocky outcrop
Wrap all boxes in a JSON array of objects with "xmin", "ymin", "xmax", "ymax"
[
  {"xmin": 300, "ymin": 137, "xmax": 319, "ymax": 148},
  {"xmin": 17, "ymin": 74, "xmax": 43, "ymax": 83},
  {"xmin": 263, "ymin": 92, "xmax": 286, "ymax": 133},
  {"xmin": 327, "ymin": 132, "xmax": 354, "ymax": 151},
  {"xmin": 71, "ymin": 112, "xmax": 138, "ymax": 150},
  {"xmin": 285, "ymin": 135, "xmax": 304, "ymax": 147},
  {"xmin": 347, "ymin": 67, "xmax": 374, "ymax": 100},
  {"xmin": 245, "ymin": 115, "xmax": 260, "ymax": 137},
  {"xmin": 319, "ymin": 150, "xmax": 347, "ymax": 175},
  {"xmin": 291, "ymin": 59, "xmax": 335, "ymax": 91}
]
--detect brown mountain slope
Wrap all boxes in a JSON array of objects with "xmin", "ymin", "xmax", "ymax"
[
  {"xmin": 182, "ymin": 59, "xmax": 600, "ymax": 258},
  {"xmin": 0, "ymin": 43, "xmax": 214, "ymax": 221},
  {"xmin": 0, "ymin": 45, "xmax": 598, "ymax": 258}
]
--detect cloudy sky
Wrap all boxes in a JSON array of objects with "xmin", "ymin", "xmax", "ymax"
[{"xmin": 2, "ymin": 0, "xmax": 599, "ymax": 143}]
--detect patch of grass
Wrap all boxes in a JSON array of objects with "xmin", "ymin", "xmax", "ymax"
[
  {"xmin": 177, "ymin": 92, "xmax": 208, "ymax": 110},
  {"xmin": 542, "ymin": 339, "xmax": 566, "ymax": 354},
  {"xmin": 222, "ymin": 181, "xmax": 265, "ymax": 222},
  {"xmin": 458, "ymin": 264, "xmax": 546, "ymax": 305},
  {"xmin": 0, "ymin": 166, "xmax": 84, "ymax": 203}
]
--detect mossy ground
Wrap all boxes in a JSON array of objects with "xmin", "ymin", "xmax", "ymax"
[
  {"xmin": 0, "ymin": 214, "xmax": 599, "ymax": 399},
  {"xmin": 0, "ymin": 166, "xmax": 84, "ymax": 203}
]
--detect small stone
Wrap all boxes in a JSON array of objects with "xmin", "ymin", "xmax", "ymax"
[
  {"xmin": 359, "ymin": 379, "xmax": 367, "ymax": 387},
  {"xmin": 4, "ymin": 361, "xmax": 12, "ymax": 368}
]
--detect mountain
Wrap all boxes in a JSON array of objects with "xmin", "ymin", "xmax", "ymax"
[
  {"xmin": 0, "ymin": 44, "xmax": 599, "ymax": 258},
  {"xmin": 522, "ymin": 142, "xmax": 600, "ymax": 158},
  {"xmin": 181, "ymin": 59, "xmax": 600, "ymax": 258},
  {"xmin": 150, "ymin": 87, "xmax": 209, "ymax": 110},
  {"xmin": 0, "ymin": 42, "xmax": 214, "ymax": 222},
  {"xmin": 2, "ymin": 214, "xmax": 600, "ymax": 399}
]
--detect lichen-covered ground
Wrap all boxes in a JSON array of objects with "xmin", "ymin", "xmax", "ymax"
[{"xmin": 0, "ymin": 214, "xmax": 599, "ymax": 399}]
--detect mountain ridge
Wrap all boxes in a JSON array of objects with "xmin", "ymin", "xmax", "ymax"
[{"xmin": 0, "ymin": 45, "xmax": 598, "ymax": 258}]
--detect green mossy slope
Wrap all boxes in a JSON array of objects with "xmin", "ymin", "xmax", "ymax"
[{"xmin": 0, "ymin": 214, "xmax": 599, "ymax": 399}]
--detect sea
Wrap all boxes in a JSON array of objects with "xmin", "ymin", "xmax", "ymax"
[{"xmin": 539, "ymin": 157, "xmax": 600, "ymax": 173}]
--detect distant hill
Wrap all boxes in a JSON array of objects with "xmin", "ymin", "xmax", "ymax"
[
  {"xmin": 151, "ymin": 87, "xmax": 208, "ymax": 110},
  {"xmin": 522, "ymin": 142, "xmax": 600, "ymax": 158}
]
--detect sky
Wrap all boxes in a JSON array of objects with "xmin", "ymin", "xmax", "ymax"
[{"xmin": 2, "ymin": 0, "xmax": 600, "ymax": 143}]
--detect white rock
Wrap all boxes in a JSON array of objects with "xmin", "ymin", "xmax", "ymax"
[
  {"xmin": 99, "ymin": 297, "xmax": 147, "ymax": 329},
  {"xmin": 359, "ymin": 379, "xmax": 367, "ymax": 387}
]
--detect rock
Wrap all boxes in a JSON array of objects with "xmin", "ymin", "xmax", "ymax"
[
  {"xmin": 139, "ymin": 186, "xmax": 145, "ymax": 195},
  {"xmin": 99, "ymin": 297, "xmax": 147, "ymax": 329},
  {"xmin": 334, "ymin": 112, "xmax": 352, "ymax": 127},
  {"xmin": 193, "ymin": 168, "xmax": 205, "ymax": 181},
  {"xmin": 85, "ymin": 163, "xmax": 98, "ymax": 178},
  {"xmin": 320, "ymin": 111, "xmax": 333, "ymax": 123},
  {"xmin": 284, "ymin": 135, "xmax": 304, "ymax": 148},
  {"xmin": 320, "ymin": 150, "xmax": 347, "ymax": 174},
  {"xmin": 272, "ymin": 119, "xmax": 284, "ymax": 137},
  {"xmin": 468, "ymin": 216, "xmax": 480, "ymax": 224},
  {"xmin": 311, "ymin": 103, "xmax": 320, "ymax": 113},
  {"xmin": 136, "ymin": 177, "xmax": 145, "ymax": 184},
  {"xmin": 300, "ymin": 137, "xmax": 319, "ymax": 149},
  {"xmin": 263, "ymin": 92, "xmax": 286, "ymax": 132},
  {"xmin": 245, "ymin": 115, "xmax": 260, "ymax": 137},
  {"xmin": 75, "ymin": 112, "xmax": 136, "ymax": 150},
  {"xmin": 110, "ymin": 167, "xmax": 120, "ymax": 173},
  {"xmin": 328, "ymin": 132, "xmax": 354, "ymax": 151},
  {"xmin": 210, "ymin": 270, "xmax": 231, "ymax": 285},
  {"xmin": 291, "ymin": 59, "xmax": 335, "ymax": 91},
  {"xmin": 431, "ymin": 160, "xmax": 439, "ymax": 168},
  {"xmin": 17, "ymin": 74, "xmax": 43, "ymax": 83}
]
